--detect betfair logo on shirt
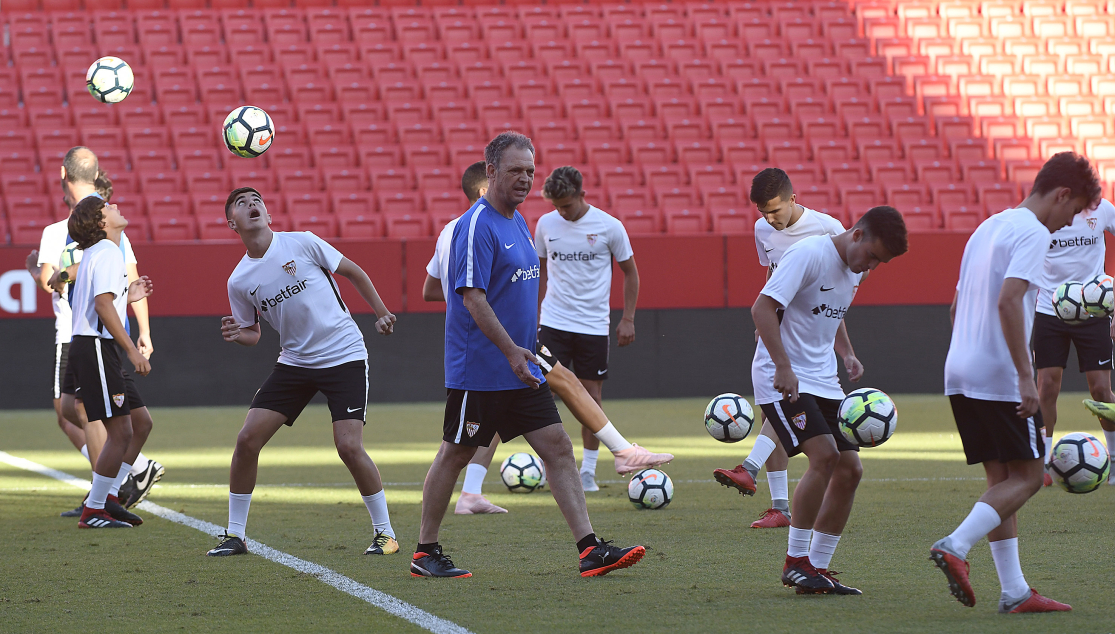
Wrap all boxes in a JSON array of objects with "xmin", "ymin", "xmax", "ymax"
[
  {"xmin": 258, "ymin": 280, "xmax": 309, "ymax": 312},
  {"xmin": 1050, "ymin": 236, "xmax": 1099, "ymax": 249},
  {"xmin": 811, "ymin": 303, "xmax": 848, "ymax": 319},
  {"xmin": 550, "ymin": 251, "xmax": 599, "ymax": 262},
  {"xmin": 510, "ymin": 264, "xmax": 540, "ymax": 283}
]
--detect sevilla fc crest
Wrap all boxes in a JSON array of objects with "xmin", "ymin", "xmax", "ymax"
[
  {"xmin": 586, "ymin": 233, "xmax": 597, "ymax": 246},
  {"xmin": 113, "ymin": 393, "xmax": 125, "ymax": 408},
  {"xmin": 793, "ymin": 413, "xmax": 808, "ymax": 430},
  {"xmin": 1087, "ymin": 218, "xmax": 1097, "ymax": 230},
  {"xmin": 466, "ymin": 422, "xmax": 479, "ymax": 438},
  {"xmin": 282, "ymin": 260, "xmax": 297, "ymax": 276}
]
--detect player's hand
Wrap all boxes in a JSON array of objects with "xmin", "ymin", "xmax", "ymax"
[
  {"xmin": 1017, "ymin": 377, "xmax": 1039, "ymax": 418},
  {"xmin": 617, "ymin": 318, "xmax": 635, "ymax": 347},
  {"xmin": 844, "ymin": 354, "xmax": 864, "ymax": 382},
  {"xmin": 137, "ymin": 333, "xmax": 154, "ymax": 359},
  {"xmin": 128, "ymin": 348, "xmax": 151, "ymax": 376},
  {"xmin": 25, "ymin": 249, "xmax": 38, "ymax": 272},
  {"xmin": 773, "ymin": 365, "xmax": 799, "ymax": 403},
  {"xmin": 128, "ymin": 276, "xmax": 153, "ymax": 303},
  {"xmin": 375, "ymin": 312, "xmax": 396, "ymax": 335},
  {"xmin": 49, "ymin": 271, "xmax": 66, "ymax": 293},
  {"xmin": 221, "ymin": 316, "xmax": 242, "ymax": 342},
  {"xmin": 508, "ymin": 346, "xmax": 541, "ymax": 389}
]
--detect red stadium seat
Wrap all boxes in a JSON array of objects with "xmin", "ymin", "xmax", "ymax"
[
  {"xmin": 150, "ymin": 216, "xmax": 199, "ymax": 243},
  {"xmin": 617, "ymin": 209, "xmax": 662, "ymax": 235},
  {"xmin": 384, "ymin": 212, "xmax": 432, "ymax": 237}
]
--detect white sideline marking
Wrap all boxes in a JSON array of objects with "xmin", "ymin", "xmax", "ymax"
[{"xmin": 0, "ymin": 451, "xmax": 474, "ymax": 634}]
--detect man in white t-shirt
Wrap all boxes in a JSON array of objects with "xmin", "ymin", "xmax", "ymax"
[
  {"xmin": 753, "ymin": 206, "xmax": 906, "ymax": 595},
  {"xmin": 535, "ymin": 166, "xmax": 640, "ymax": 492},
  {"xmin": 931, "ymin": 152, "xmax": 1101, "ymax": 614},
  {"xmin": 713, "ymin": 168, "xmax": 860, "ymax": 531},
  {"xmin": 209, "ymin": 187, "xmax": 400, "ymax": 559}
]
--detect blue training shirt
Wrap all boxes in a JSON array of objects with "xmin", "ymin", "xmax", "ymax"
[{"xmin": 445, "ymin": 198, "xmax": 544, "ymax": 391}]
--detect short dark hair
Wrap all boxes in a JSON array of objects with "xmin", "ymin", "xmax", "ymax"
[
  {"xmin": 1031, "ymin": 151, "xmax": 1102, "ymax": 208},
  {"xmin": 855, "ymin": 206, "xmax": 908, "ymax": 257},
  {"xmin": 94, "ymin": 169, "xmax": 113, "ymax": 202},
  {"xmin": 69, "ymin": 196, "xmax": 107, "ymax": 249},
  {"xmin": 542, "ymin": 166, "xmax": 583, "ymax": 200},
  {"xmin": 750, "ymin": 168, "xmax": 794, "ymax": 207},
  {"xmin": 225, "ymin": 186, "xmax": 262, "ymax": 218},
  {"xmin": 461, "ymin": 161, "xmax": 487, "ymax": 204},
  {"xmin": 63, "ymin": 146, "xmax": 99, "ymax": 185},
  {"xmin": 484, "ymin": 131, "xmax": 534, "ymax": 170}
]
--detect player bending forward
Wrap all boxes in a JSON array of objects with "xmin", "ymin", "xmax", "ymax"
[
  {"xmin": 932, "ymin": 152, "xmax": 1101, "ymax": 613},
  {"xmin": 753, "ymin": 206, "xmax": 907, "ymax": 594},
  {"xmin": 208, "ymin": 187, "xmax": 400, "ymax": 557}
]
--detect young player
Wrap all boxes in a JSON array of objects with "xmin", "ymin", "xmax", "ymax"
[
  {"xmin": 535, "ymin": 166, "xmax": 640, "ymax": 492},
  {"xmin": 753, "ymin": 206, "xmax": 907, "ymax": 594},
  {"xmin": 423, "ymin": 163, "xmax": 673, "ymax": 515},
  {"xmin": 413, "ymin": 132, "xmax": 644, "ymax": 578},
  {"xmin": 713, "ymin": 168, "xmax": 860, "ymax": 529},
  {"xmin": 66, "ymin": 196, "xmax": 154, "ymax": 528},
  {"xmin": 208, "ymin": 187, "xmax": 400, "ymax": 558},
  {"xmin": 931, "ymin": 152, "xmax": 1101, "ymax": 613}
]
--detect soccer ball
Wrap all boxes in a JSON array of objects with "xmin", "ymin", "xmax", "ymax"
[
  {"xmin": 222, "ymin": 106, "xmax": 274, "ymax": 158},
  {"xmin": 703, "ymin": 393, "xmax": 754, "ymax": 442},
  {"xmin": 86, "ymin": 56, "xmax": 134, "ymax": 103},
  {"xmin": 1081, "ymin": 274, "xmax": 1114, "ymax": 318},
  {"xmin": 628, "ymin": 468, "xmax": 673, "ymax": 509},
  {"xmin": 499, "ymin": 452, "xmax": 546, "ymax": 493},
  {"xmin": 1049, "ymin": 432, "xmax": 1110, "ymax": 494},
  {"xmin": 1053, "ymin": 281, "xmax": 1090, "ymax": 324},
  {"xmin": 58, "ymin": 243, "xmax": 79, "ymax": 282},
  {"xmin": 837, "ymin": 388, "xmax": 897, "ymax": 447}
]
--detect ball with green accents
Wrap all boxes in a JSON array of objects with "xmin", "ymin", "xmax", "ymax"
[
  {"xmin": 837, "ymin": 388, "xmax": 897, "ymax": 447},
  {"xmin": 222, "ymin": 106, "xmax": 274, "ymax": 158},
  {"xmin": 58, "ymin": 243, "xmax": 80, "ymax": 283}
]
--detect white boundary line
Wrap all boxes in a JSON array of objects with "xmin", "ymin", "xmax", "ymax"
[{"xmin": 0, "ymin": 451, "xmax": 474, "ymax": 634}]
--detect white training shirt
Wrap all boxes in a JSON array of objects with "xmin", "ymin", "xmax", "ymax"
[
  {"xmin": 945, "ymin": 208, "xmax": 1051, "ymax": 401},
  {"xmin": 426, "ymin": 216, "xmax": 460, "ymax": 301},
  {"xmin": 754, "ymin": 206, "xmax": 846, "ymax": 272},
  {"xmin": 535, "ymin": 206, "xmax": 634, "ymax": 336},
  {"xmin": 754, "ymin": 235, "xmax": 863, "ymax": 404},
  {"xmin": 227, "ymin": 231, "xmax": 367, "ymax": 369},
  {"xmin": 1036, "ymin": 198, "xmax": 1115, "ymax": 316},
  {"xmin": 70, "ymin": 239, "xmax": 129, "ymax": 339}
]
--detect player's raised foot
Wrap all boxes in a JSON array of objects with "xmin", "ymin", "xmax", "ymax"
[
  {"xmin": 122, "ymin": 460, "xmax": 165, "ymax": 508},
  {"xmin": 454, "ymin": 492, "xmax": 508, "ymax": 515},
  {"xmin": 105, "ymin": 495, "xmax": 142, "ymax": 525},
  {"xmin": 207, "ymin": 532, "xmax": 248, "ymax": 557},
  {"xmin": 364, "ymin": 531, "xmax": 399, "ymax": 555},
  {"xmin": 580, "ymin": 470, "xmax": 600, "ymax": 492},
  {"xmin": 813, "ymin": 569, "xmax": 862, "ymax": 595},
  {"xmin": 781, "ymin": 556, "xmax": 834, "ymax": 593},
  {"xmin": 1083, "ymin": 398, "xmax": 1115, "ymax": 424},
  {"xmin": 999, "ymin": 588, "xmax": 1071, "ymax": 613},
  {"xmin": 613, "ymin": 445, "xmax": 675, "ymax": 475},
  {"xmin": 929, "ymin": 537, "xmax": 975, "ymax": 607},
  {"xmin": 750, "ymin": 508, "xmax": 791, "ymax": 528},
  {"xmin": 713, "ymin": 465, "xmax": 757, "ymax": 496},
  {"xmin": 579, "ymin": 539, "xmax": 645, "ymax": 577},
  {"xmin": 78, "ymin": 506, "xmax": 132, "ymax": 529},
  {"xmin": 411, "ymin": 546, "xmax": 471, "ymax": 578},
  {"xmin": 1043, "ymin": 469, "xmax": 1053, "ymax": 487}
]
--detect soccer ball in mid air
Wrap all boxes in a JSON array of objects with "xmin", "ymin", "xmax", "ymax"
[
  {"xmin": 628, "ymin": 468, "xmax": 673, "ymax": 509},
  {"xmin": 1053, "ymin": 281, "xmax": 1090, "ymax": 325},
  {"xmin": 1082, "ymin": 274, "xmax": 1114, "ymax": 318},
  {"xmin": 86, "ymin": 56, "xmax": 134, "ymax": 103},
  {"xmin": 1049, "ymin": 432, "xmax": 1110, "ymax": 494},
  {"xmin": 222, "ymin": 106, "xmax": 274, "ymax": 158},
  {"xmin": 837, "ymin": 388, "xmax": 897, "ymax": 447},
  {"xmin": 703, "ymin": 393, "xmax": 754, "ymax": 443},
  {"xmin": 499, "ymin": 452, "xmax": 546, "ymax": 493}
]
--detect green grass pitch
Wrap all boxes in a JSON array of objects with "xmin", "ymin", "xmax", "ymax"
[{"xmin": 1, "ymin": 394, "xmax": 1112, "ymax": 634}]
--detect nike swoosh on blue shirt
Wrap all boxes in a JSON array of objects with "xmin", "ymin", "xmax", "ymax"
[{"xmin": 504, "ymin": 243, "xmax": 514, "ymax": 249}]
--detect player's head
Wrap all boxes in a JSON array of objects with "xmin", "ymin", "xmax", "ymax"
[
  {"xmin": 845, "ymin": 206, "xmax": 908, "ymax": 273},
  {"xmin": 94, "ymin": 169, "xmax": 113, "ymax": 202},
  {"xmin": 68, "ymin": 195, "xmax": 126, "ymax": 249},
  {"xmin": 1030, "ymin": 152, "xmax": 1102, "ymax": 231},
  {"xmin": 484, "ymin": 131, "xmax": 536, "ymax": 207},
  {"xmin": 60, "ymin": 146, "xmax": 99, "ymax": 211},
  {"xmin": 750, "ymin": 168, "xmax": 796, "ymax": 230},
  {"xmin": 542, "ymin": 166, "xmax": 589, "ymax": 220},
  {"xmin": 224, "ymin": 187, "xmax": 270, "ymax": 234},
  {"xmin": 461, "ymin": 161, "xmax": 488, "ymax": 206}
]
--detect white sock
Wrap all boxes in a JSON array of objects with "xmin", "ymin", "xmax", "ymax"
[
  {"xmin": 594, "ymin": 422, "xmax": 633, "ymax": 454},
  {"xmin": 362, "ymin": 490, "xmax": 395, "ymax": 539},
  {"xmin": 108, "ymin": 462, "xmax": 132, "ymax": 497},
  {"xmin": 808, "ymin": 531, "xmax": 841, "ymax": 570},
  {"xmin": 947, "ymin": 501, "xmax": 1002, "ymax": 559},
  {"xmin": 462, "ymin": 463, "xmax": 487, "ymax": 495},
  {"xmin": 228, "ymin": 492, "xmax": 252, "ymax": 539},
  {"xmin": 1104, "ymin": 430, "xmax": 1115, "ymax": 458},
  {"xmin": 80, "ymin": 445, "xmax": 89, "ymax": 460},
  {"xmin": 768, "ymin": 470, "xmax": 789, "ymax": 502},
  {"xmin": 580, "ymin": 448, "xmax": 599, "ymax": 475},
  {"xmin": 130, "ymin": 453, "xmax": 150, "ymax": 475},
  {"xmin": 787, "ymin": 526, "xmax": 812, "ymax": 558},
  {"xmin": 1044, "ymin": 435, "xmax": 1053, "ymax": 463},
  {"xmin": 990, "ymin": 538, "xmax": 1029, "ymax": 600},
  {"xmin": 88, "ymin": 473, "xmax": 114, "ymax": 510},
  {"xmin": 744, "ymin": 435, "xmax": 777, "ymax": 473}
]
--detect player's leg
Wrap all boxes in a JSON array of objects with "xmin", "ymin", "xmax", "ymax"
[
  {"xmin": 809, "ymin": 451, "xmax": 863, "ymax": 594},
  {"xmin": 1036, "ymin": 367, "xmax": 1062, "ymax": 486},
  {"xmin": 1033, "ymin": 313, "xmax": 1071, "ymax": 483},
  {"xmin": 1083, "ymin": 371, "xmax": 1115, "ymax": 480},
  {"xmin": 53, "ymin": 343, "xmax": 86, "ymax": 452},
  {"xmin": 455, "ymin": 433, "xmax": 507, "ymax": 515},
  {"xmin": 114, "ymin": 374, "xmax": 165, "ymax": 508},
  {"xmin": 332, "ymin": 418, "xmax": 402, "ymax": 554},
  {"xmin": 1076, "ymin": 315, "xmax": 1115, "ymax": 479},
  {"xmin": 571, "ymin": 331, "xmax": 609, "ymax": 491},
  {"xmin": 578, "ymin": 379, "xmax": 604, "ymax": 490}
]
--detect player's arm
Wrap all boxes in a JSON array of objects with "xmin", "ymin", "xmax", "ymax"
[
  {"xmin": 26, "ymin": 250, "xmax": 49, "ymax": 292},
  {"xmin": 834, "ymin": 321, "xmax": 864, "ymax": 381},
  {"xmin": 127, "ymin": 262, "xmax": 154, "ymax": 359},
  {"xmin": 95, "ymin": 292, "xmax": 151, "ymax": 376},
  {"xmin": 423, "ymin": 274, "xmax": 445, "ymax": 302},
  {"xmin": 752, "ymin": 293, "xmax": 797, "ymax": 402},
  {"xmin": 999, "ymin": 277, "xmax": 1039, "ymax": 417},
  {"xmin": 221, "ymin": 317, "xmax": 261, "ymax": 346},
  {"xmin": 462, "ymin": 287, "xmax": 541, "ymax": 389},
  {"xmin": 333, "ymin": 257, "xmax": 396, "ymax": 335},
  {"xmin": 616, "ymin": 256, "xmax": 639, "ymax": 347}
]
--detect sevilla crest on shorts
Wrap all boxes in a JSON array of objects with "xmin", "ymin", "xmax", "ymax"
[
  {"xmin": 282, "ymin": 260, "xmax": 297, "ymax": 276},
  {"xmin": 466, "ymin": 422, "xmax": 479, "ymax": 437},
  {"xmin": 793, "ymin": 413, "xmax": 808, "ymax": 430},
  {"xmin": 113, "ymin": 393, "xmax": 125, "ymax": 407}
]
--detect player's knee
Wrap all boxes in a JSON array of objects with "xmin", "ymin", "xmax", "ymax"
[
  {"xmin": 836, "ymin": 455, "xmax": 864, "ymax": 485},
  {"xmin": 809, "ymin": 445, "xmax": 840, "ymax": 475},
  {"xmin": 334, "ymin": 441, "xmax": 366, "ymax": 465},
  {"xmin": 234, "ymin": 428, "xmax": 265, "ymax": 455},
  {"xmin": 1087, "ymin": 383, "xmax": 1110, "ymax": 402}
]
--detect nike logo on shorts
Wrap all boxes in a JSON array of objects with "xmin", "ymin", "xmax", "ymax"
[
  {"xmin": 597, "ymin": 369, "xmax": 606, "ymax": 375},
  {"xmin": 1101, "ymin": 359, "xmax": 1112, "ymax": 365},
  {"xmin": 347, "ymin": 406, "xmax": 362, "ymax": 413}
]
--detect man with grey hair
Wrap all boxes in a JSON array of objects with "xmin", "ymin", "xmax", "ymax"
[{"xmin": 412, "ymin": 132, "xmax": 645, "ymax": 579}]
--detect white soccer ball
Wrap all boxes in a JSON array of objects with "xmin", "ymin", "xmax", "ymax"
[
  {"xmin": 1049, "ymin": 432, "xmax": 1110, "ymax": 494},
  {"xmin": 499, "ymin": 452, "xmax": 546, "ymax": 493},
  {"xmin": 628, "ymin": 468, "xmax": 673, "ymax": 509},
  {"xmin": 837, "ymin": 388, "xmax": 897, "ymax": 447},
  {"xmin": 703, "ymin": 393, "xmax": 754, "ymax": 443},
  {"xmin": 1053, "ymin": 281, "xmax": 1090, "ymax": 325},
  {"xmin": 86, "ymin": 56, "xmax": 134, "ymax": 103},
  {"xmin": 1082, "ymin": 274, "xmax": 1114, "ymax": 318},
  {"xmin": 222, "ymin": 106, "xmax": 274, "ymax": 158}
]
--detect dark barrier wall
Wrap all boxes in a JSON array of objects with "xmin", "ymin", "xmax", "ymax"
[{"xmin": 0, "ymin": 306, "xmax": 1093, "ymax": 410}]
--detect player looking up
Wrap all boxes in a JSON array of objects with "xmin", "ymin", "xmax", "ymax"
[
  {"xmin": 931, "ymin": 152, "xmax": 1101, "ymax": 613},
  {"xmin": 208, "ymin": 187, "xmax": 400, "ymax": 558}
]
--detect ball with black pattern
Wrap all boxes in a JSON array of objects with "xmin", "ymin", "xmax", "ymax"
[
  {"xmin": 86, "ymin": 56, "xmax": 134, "ymax": 104},
  {"xmin": 628, "ymin": 468, "xmax": 673, "ymax": 509},
  {"xmin": 222, "ymin": 106, "xmax": 275, "ymax": 158},
  {"xmin": 499, "ymin": 452, "xmax": 546, "ymax": 493},
  {"xmin": 703, "ymin": 393, "xmax": 754, "ymax": 443},
  {"xmin": 1049, "ymin": 432, "xmax": 1111, "ymax": 494}
]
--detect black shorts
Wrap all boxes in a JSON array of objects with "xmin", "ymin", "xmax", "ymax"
[
  {"xmin": 949, "ymin": 394, "xmax": 1046, "ymax": 464},
  {"xmin": 1032, "ymin": 312, "xmax": 1113, "ymax": 372},
  {"xmin": 67, "ymin": 336, "xmax": 130, "ymax": 422},
  {"xmin": 538, "ymin": 325, "xmax": 609, "ymax": 381},
  {"xmin": 53, "ymin": 342, "xmax": 69, "ymax": 399},
  {"xmin": 62, "ymin": 351, "xmax": 146, "ymax": 413},
  {"xmin": 443, "ymin": 382, "xmax": 563, "ymax": 447},
  {"xmin": 760, "ymin": 394, "xmax": 859, "ymax": 458},
  {"xmin": 251, "ymin": 359, "xmax": 369, "ymax": 426}
]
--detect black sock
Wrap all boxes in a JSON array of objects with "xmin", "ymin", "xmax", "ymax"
[
  {"xmin": 416, "ymin": 542, "xmax": 439, "ymax": 555},
  {"xmin": 576, "ymin": 533, "xmax": 598, "ymax": 553}
]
